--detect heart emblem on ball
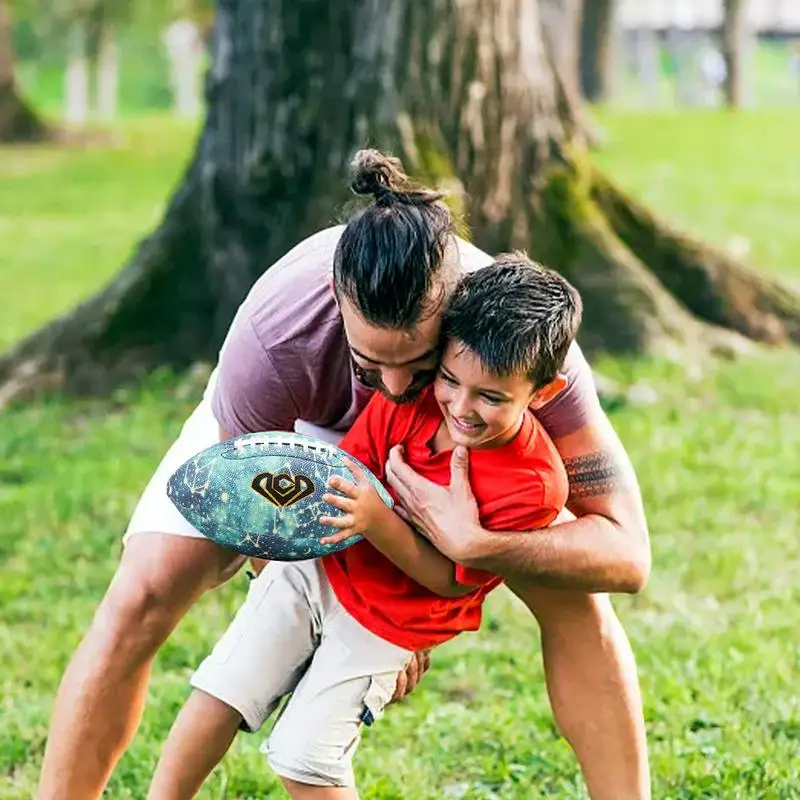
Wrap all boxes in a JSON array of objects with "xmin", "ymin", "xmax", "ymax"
[{"xmin": 251, "ymin": 472, "xmax": 315, "ymax": 508}]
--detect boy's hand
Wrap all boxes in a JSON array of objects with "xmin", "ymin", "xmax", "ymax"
[{"xmin": 319, "ymin": 457, "xmax": 389, "ymax": 545}]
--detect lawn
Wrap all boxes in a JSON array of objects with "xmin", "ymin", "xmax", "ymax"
[{"xmin": 1, "ymin": 112, "xmax": 799, "ymax": 799}]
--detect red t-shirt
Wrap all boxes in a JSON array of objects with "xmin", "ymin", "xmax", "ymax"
[{"xmin": 322, "ymin": 387, "xmax": 568, "ymax": 651}]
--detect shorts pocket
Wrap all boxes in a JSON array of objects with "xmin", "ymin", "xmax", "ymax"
[
  {"xmin": 362, "ymin": 672, "xmax": 398, "ymax": 724},
  {"xmin": 246, "ymin": 565, "xmax": 279, "ymax": 609},
  {"xmin": 341, "ymin": 673, "xmax": 398, "ymax": 758},
  {"xmin": 208, "ymin": 569, "xmax": 277, "ymax": 665}
]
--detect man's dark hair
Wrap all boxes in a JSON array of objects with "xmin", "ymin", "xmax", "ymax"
[
  {"xmin": 442, "ymin": 254, "xmax": 583, "ymax": 390},
  {"xmin": 333, "ymin": 149, "xmax": 456, "ymax": 328}
]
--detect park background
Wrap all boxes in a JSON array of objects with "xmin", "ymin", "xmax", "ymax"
[{"xmin": 1, "ymin": 0, "xmax": 799, "ymax": 797}]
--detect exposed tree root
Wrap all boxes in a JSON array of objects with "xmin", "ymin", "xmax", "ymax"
[
  {"xmin": 591, "ymin": 170, "xmax": 800, "ymax": 346},
  {"xmin": 0, "ymin": 85, "xmax": 49, "ymax": 142}
]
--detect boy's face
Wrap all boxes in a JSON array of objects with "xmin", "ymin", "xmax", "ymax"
[{"xmin": 433, "ymin": 340, "xmax": 538, "ymax": 450}]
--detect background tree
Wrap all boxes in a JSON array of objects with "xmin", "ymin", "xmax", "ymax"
[
  {"xmin": 11, "ymin": 0, "xmax": 210, "ymax": 124},
  {"xmin": 540, "ymin": 0, "xmax": 600, "ymax": 144},
  {"xmin": 579, "ymin": 0, "xmax": 615, "ymax": 102},
  {"xmin": 1, "ymin": 0, "xmax": 798, "ymax": 404},
  {"xmin": 0, "ymin": 0, "xmax": 47, "ymax": 141},
  {"xmin": 22, "ymin": 0, "xmax": 133, "ymax": 124},
  {"xmin": 721, "ymin": 0, "xmax": 748, "ymax": 108}
]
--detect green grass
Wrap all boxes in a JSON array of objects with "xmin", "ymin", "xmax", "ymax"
[{"xmin": 1, "ymin": 112, "xmax": 800, "ymax": 798}]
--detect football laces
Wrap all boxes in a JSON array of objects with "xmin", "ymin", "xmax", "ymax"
[{"xmin": 232, "ymin": 433, "xmax": 340, "ymax": 460}]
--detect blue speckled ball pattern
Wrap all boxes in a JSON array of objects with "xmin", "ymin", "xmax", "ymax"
[{"xmin": 167, "ymin": 432, "xmax": 394, "ymax": 561}]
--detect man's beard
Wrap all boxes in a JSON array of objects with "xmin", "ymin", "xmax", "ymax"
[{"xmin": 355, "ymin": 366, "xmax": 437, "ymax": 405}]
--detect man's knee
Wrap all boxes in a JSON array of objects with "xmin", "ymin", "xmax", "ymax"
[
  {"xmin": 93, "ymin": 576, "xmax": 175, "ymax": 662},
  {"xmin": 509, "ymin": 583, "xmax": 615, "ymax": 639},
  {"xmin": 91, "ymin": 534, "xmax": 244, "ymax": 662}
]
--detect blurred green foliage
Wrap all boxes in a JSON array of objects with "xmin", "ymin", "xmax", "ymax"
[{"xmin": 9, "ymin": 0, "xmax": 213, "ymax": 116}]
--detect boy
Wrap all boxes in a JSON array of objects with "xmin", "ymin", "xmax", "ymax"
[{"xmin": 149, "ymin": 255, "xmax": 582, "ymax": 799}]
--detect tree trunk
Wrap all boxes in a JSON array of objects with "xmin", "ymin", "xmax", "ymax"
[
  {"xmin": 86, "ymin": 2, "xmax": 118, "ymax": 121},
  {"xmin": 540, "ymin": 0, "xmax": 603, "ymax": 146},
  {"xmin": 64, "ymin": 21, "xmax": 90, "ymax": 126},
  {"xmin": 721, "ymin": 0, "xmax": 746, "ymax": 109},
  {"xmin": 1, "ymin": 0, "xmax": 798, "ymax": 405},
  {"xmin": 579, "ymin": 0, "xmax": 615, "ymax": 102},
  {"xmin": 95, "ymin": 30, "xmax": 118, "ymax": 120},
  {"xmin": 0, "ymin": 0, "xmax": 47, "ymax": 142}
]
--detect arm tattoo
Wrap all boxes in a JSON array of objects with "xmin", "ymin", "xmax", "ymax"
[{"xmin": 563, "ymin": 452, "xmax": 629, "ymax": 499}]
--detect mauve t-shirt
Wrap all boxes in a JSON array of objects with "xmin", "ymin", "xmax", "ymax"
[{"xmin": 211, "ymin": 226, "xmax": 601, "ymax": 440}]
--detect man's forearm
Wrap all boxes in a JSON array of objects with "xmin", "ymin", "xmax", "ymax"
[{"xmin": 468, "ymin": 513, "xmax": 649, "ymax": 594}]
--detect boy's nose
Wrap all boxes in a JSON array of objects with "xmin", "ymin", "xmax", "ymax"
[{"xmin": 450, "ymin": 393, "xmax": 473, "ymax": 419}]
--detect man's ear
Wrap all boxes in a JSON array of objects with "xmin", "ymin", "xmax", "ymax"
[{"xmin": 529, "ymin": 374, "xmax": 567, "ymax": 411}]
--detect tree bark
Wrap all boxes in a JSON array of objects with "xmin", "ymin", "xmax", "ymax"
[
  {"xmin": 0, "ymin": 0, "xmax": 48, "ymax": 142},
  {"xmin": 95, "ymin": 29, "xmax": 118, "ymax": 120},
  {"xmin": 1, "ymin": 0, "xmax": 798, "ymax": 405},
  {"xmin": 540, "ymin": 0, "xmax": 603, "ymax": 146},
  {"xmin": 721, "ymin": 0, "xmax": 746, "ymax": 109},
  {"xmin": 579, "ymin": 0, "xmax": 615, "ymax": 102},
  {"xmin": 87, "ymin": 2, "xmax": 118, "ymax": 120}
]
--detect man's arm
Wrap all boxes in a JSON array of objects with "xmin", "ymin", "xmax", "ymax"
[
  {"xmin": 471, "ymin": 412, "xmax": 650, "ymax": 593},
  {"xmin": 385, "ymin": 410, "xmax": 650, "ymax": 594}
]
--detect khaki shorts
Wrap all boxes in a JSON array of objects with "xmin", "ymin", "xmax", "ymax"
[
  {"xmin": 191, "ymin": 558, "xmax": 412, "ymax": 787},
  {"xmin": 123, "ymin": 368, "xmax": 346, "ymax": 544}
]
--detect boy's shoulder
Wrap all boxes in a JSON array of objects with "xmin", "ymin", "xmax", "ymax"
[
  {"xmin": 518, "ymin": 411, "xmax": 569, "ymax": 507},
  {"xmin": 473, "ymin": 411, "xmax": 568, "ymax": 514}
]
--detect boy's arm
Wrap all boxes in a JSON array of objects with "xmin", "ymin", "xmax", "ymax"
[
  {"xmin": 321, "ymin": 456, "xmax": 474, "ymax": 598},
  {"xmin": 365, "ymin": 505, "xmax": 474, "ymax": 598}
]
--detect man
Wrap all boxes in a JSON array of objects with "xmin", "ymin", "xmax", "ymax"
[{"xmin": 39, "ymin": 150, "xmax": 651, "ymax": 799}]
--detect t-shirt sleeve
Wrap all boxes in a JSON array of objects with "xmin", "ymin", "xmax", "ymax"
[
  {"xmin": 534, "ymin": 342, "xmax": 603, "ymax": 440},
  {"xmin": 211, "ymin": 317, "xmax": 300, "ymax": 436},
  {"xmin": 453, "ymin": 563, "xmax": 496, "ymax": 586}
]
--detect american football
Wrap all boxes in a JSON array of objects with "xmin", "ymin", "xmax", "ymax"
[{"xmin": 167, "ymin": 432, "xmax": 393, "ymax": 560}]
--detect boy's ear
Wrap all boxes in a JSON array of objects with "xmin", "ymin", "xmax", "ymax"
[{"xmin": 529, "ymin": 374, "xmax": 567, "ymax": 411}]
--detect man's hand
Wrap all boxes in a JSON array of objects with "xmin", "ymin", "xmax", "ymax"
[
  {"xmin": 385, "ymin": 444, "xmax": 485, "ymax": 565},
  {"xmin": 319, "ymin": 457, "xmax": 390, "ymax": 545},
  {"xmin": 389, "ymin": 649, "xmax": 431, "ymax": 704}
]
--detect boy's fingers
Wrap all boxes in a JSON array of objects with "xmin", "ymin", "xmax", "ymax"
[
  {"xmin": 328, "ymin": 475, "xmax": 358, "ymax": 495},
  {"xmin": 318, "ymin": 513, "xmax": 355, "ymax": 529},
  {"xmin": 320, "ymin": 530, "xmax": 356, "ymax": 545},
  {"xmin": 390, "ymin": 670, "xmax": 407, "ymax": 704},
  {"xmin": 322, "ymin": 493, "xmax": 354, "ymax": 512},
  {"xmin": 342, "ymin": 457, "xmax": 369, "ymax": 484},
  {"xmin": 389, "ymin": 650, "xmax": 431, "ymax": 703}
]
